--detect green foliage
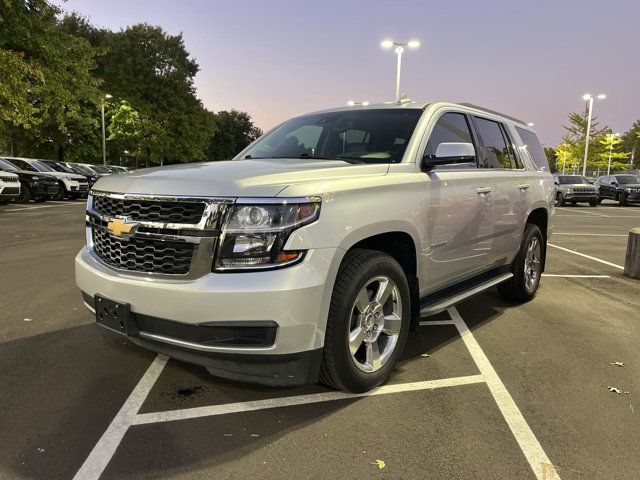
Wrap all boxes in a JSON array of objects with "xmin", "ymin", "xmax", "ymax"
[
  {"xmin": 620, "ymin": 120, "xmax": 640, "ymax": 170},
  {"xmin": 208, "ymin": 110, "xmax": 263, "ymax": 160},
  {"xmin": 0, "ymin": 0, "xmax": 102, "ymax": 160},
  {"xmin": 561, "ymin": 106, "xmax": 609, "ymax": 173},
  {"xmin": 597, "ymin": 134, "xmax": 630, "ymax": 173},
  {"xmin": 0, "ymin": 4, "xmax": 261, "ymax": 164},
  {"xmin": 554, "ymin": 140, "xmax": 582, "ymax": 174}
]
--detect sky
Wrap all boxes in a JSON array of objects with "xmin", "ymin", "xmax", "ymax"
[{"xmin": 55, "ymin": 0, "xmax": 639, "ymax": 147}]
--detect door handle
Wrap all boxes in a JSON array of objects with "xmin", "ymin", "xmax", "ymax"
[
  {"xmin": 476, "ymin": 187, "xmax": 492, "ymax": 194},
  {"xmin": 518, "ymin": 184, "xmax": 530, "ymax": 190}
]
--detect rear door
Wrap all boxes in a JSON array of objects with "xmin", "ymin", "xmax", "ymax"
[
  {"xmin": 419, "ymin": 111, "xmax": 495, "ymax": 293},
  {"xmin": 471, "ymin": 116, "xmax": 530, "ymax": 263}
]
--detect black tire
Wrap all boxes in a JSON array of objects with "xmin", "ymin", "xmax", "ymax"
[
  {"xmin": 52, "ymin": 182, "xmax": 66, "ymax": 200},
  {"xmin": 617, "ymin": 192, "xmax": 627, "ymax": 207},
  {"xmin": 570, "ymin": 200, "xmax": 577, "ymax": 205},
  {"xmin": 589, "ymin": 199, "xmax": 598, "ymax": 207},
  {"xmin": 16, "ymin": 185, "xmax": 31, "ymax": 203},
  {"xmin": 34, "ymin": 197, "xmax": 47, "ymax": 203},
  {"xmin": 555, "ymin": 192, "xmax": 565, "ymax": 206},
  {"xmin": 497, "ymin": 224, "xmax": 544, "ymax": 303},
  {"xmin": 319, "ymin": 249, "xmax": 411, "ymax": 392},
  {"xmin": 597, "ymin": 197, "xmax": 603, "ymax": 204}
]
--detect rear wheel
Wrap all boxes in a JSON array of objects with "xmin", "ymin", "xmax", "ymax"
[
  {"xmin": 320, "ymin": 249, "xmax": 411, "ymax": 392},
  {"xmin": 498, "ymin": 224, "xmax": 544, "ymax": 302}
]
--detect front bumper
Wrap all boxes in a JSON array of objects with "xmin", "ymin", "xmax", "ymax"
[
  {"xmin": 564, "ymin": 192, "xmax": 598, "ymax": 201},
  {"xmin": 75, "ymin": 246, "xmax": 341, "ymax": 384}
]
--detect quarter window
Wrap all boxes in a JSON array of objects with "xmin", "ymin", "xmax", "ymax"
[
  {"xmin": 424, "ymin": 112, "xmax": 476, "ymax": 164},
  {"xmin": 473, "ymin": 117, "xmax": 517, "ymax": 169},
  {"xmin": 515, "ymin": 127, "xmax": 548, "ymax": 171}
]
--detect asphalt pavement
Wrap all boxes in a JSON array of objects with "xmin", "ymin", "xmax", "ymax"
[{"xmin": 1, "ymin": 200, "xmax": 639, "ymax": 480}]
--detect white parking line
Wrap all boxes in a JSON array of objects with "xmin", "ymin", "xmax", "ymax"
[
  {"xmin": 548, "ymin": 243, "xmax": 624, "ymax": 270},
  {"xmin": 75, "ymin": 311, "xmax": 559, "ymax": 479},
  {"xmin": 73, "ymin": 355, "xmax": 168, "ymax": 480},
  {"xmin": 134, "ymin": 374, "xmax": 485, "ymax": 425},
  {"xmin": 448, "ymin": 307, "xmax": 560, "ymax": 480},
  {"xmin": 553, "ymin": 233, "xmax": 627, "ymax": 237},
  {"xmin": 542, "ymin": 274, "xmax": 610, "ymax": 278},
  {"xmin": 4, "ymin": 202, "xmax": 81, "ymax": 212},
  {"xmin": 557, "ymin": 207, "xmax": 608, "ymax": 217}
]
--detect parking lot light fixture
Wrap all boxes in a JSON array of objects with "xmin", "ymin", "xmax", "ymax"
[
  {"xmin": 527, "ymin": 122, "xmax": 535, "ymax": 127},
  {"xmin": 381, "ymin": 39, "xmax": 420, "ymax": 103},
  {"xmin": 581, "ymin": 93, "xmax": 606, "ymax": 177},
  {"xmin": 101, "ymin": 94, "xmax": 113, "ymax": 166},
  {"xmin": 346, "ymin": 100, "xmax": 370, "ymax": 106}
]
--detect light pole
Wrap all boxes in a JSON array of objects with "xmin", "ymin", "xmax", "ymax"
[
  {"xmin": 380, "ymin": 39, "xmax": 420, "ymax": 102},
  {"xmin": 101, "ymin": 94, "xmax": 112, "ymax": 166},
  {"xmin": 606, "ymin": 132, "xmax": 620, "ymax": 175},
  {"xmin": 581, "ymin": 93, "xmax": 606, "ymax": 177}
]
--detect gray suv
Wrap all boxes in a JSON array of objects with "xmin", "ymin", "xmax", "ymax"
[{"xmin": 553, "ymin": 175, "xmax": 599, "ymax": 206}]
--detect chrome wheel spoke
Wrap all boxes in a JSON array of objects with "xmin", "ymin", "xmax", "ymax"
[
  {"xmin": 366, "ymin": 341, "xmax": 382, "ymax": 371},
  {"xmin": 373, "ymin": 278, "xmax": 393, "ymax": 305},
  {"xmin": 383, "ymin": 313, "xmax": 402, "ymax": 335},
  {"xmin": 349, "ymin": 327, "xmax": 366, "ymax": 355},
  {"xmin": 354, "ymin": 288, "xmax": 370, "ymax": 314}
]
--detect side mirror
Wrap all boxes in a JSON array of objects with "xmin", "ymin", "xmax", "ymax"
[{"xmin": 422, "ymin": 142, "xmax": 476, "ymax": 170}]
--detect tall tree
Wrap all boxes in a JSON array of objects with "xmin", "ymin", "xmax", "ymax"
[
  {"xmin": 0, "ymin": 0, "xmax": 101, "ymax": 160},
  {"xmin": 597, "ymin": 134, "xmax": 630, "ymax": 174},
  {"xmin": 620, "ymin": 120, "xmax": 640, "ymax": 170},
  {"xmin": 208, "ymin": 110, "xmax": 262, "ymax": 160},
  {"xmin": 561, "ymin": 106, "xmax": 609, "ymax": 173}
]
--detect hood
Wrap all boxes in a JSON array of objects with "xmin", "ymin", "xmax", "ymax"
[
  {"xmin": 92, "ymin": 159, "xmax": 389, "ymax": 197},
  {"xmin": 11, "ymin": 170, "xmax": 58, "ymax": 182},
  {"xmin": 42, "ymin": 171, "xmax": 86, "ymax": 181}
]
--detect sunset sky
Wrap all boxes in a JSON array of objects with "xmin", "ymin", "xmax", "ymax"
[{"xmin": 55, "ymin": 0, "xmax": 639, "ymax": 146}]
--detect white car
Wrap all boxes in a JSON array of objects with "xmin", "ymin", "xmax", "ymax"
[
  {"xmin": 76, "ymin": 101, "xmax": 555, "ymax": 392},
  {"xmin": 0, "ymin": 171, "xmax": 20, "ymax": 204},
  {"xmin": 1, "ymin": 157, "xmax": 89, "ymax": 199}
]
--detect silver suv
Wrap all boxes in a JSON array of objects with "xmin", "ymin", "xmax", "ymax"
[
  {"xmin": 76, "ymin": 102, "xmax": 555, "ymax": 392},
  {"xmin": 553, "ymin": 174, "xmax": 599, "ymax": 206}
]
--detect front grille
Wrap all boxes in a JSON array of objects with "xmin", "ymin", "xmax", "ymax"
[
  {"xmin": 92, "ymin": 228, "xmax": 196, "ymax": 274},
  {"xmin": 93, "ymin": 196, "xmax": 206, "ymax": 224},
  {"xmin": 0, "ymin": 176, "xmax": 18, "ymax": 182}
]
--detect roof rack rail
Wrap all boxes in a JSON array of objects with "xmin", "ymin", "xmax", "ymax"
[{"xmin": 458, "ymin": 103, "xmax": 527, "ymax": 126}]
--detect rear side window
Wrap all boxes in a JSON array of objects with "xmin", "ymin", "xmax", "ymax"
[
  {"xmin": 424, "ymin": 112, "xmax": 476, "ymax": 159},
  {"xmin": 473, "ymin": 117, "xmax": 517, "ymax": 169},
  {"xmin": 515, "ymin": 127, "xmax": 549, "ymax": 171}
]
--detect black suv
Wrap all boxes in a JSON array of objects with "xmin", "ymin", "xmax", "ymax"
[
  {"xmin": 0, "ymin": 158, "xmax": 59, "ymax": 203},
  {"xmin": 596, "ymin": 174, "xmax": 640, "ymax": 206}
]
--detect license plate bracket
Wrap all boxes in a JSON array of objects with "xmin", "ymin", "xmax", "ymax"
[{"xmin": 94, "ymin": 295, "xmax": 138, "ymax": 336}]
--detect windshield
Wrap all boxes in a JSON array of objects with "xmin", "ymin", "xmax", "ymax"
[
  {"xmin": 29, "ymin": 160, "xmax": 56, "ymax": 172},
  {"xmin": 66, "ymin": 163, "xmax": 92, "ymax": 175},
  {"xmin": 47, "ymin": 161, "xmax": 74, "ymax": 173},
  {"xmin": 557, "ymin": 175, "xmax": 589, "ymax": 184},
  {"xmin": 616, "ymin": 175, "xmax": 640, "ymax": 184},
  {"xmin": 87, "ymin": 164, "xmax": 111, "ymax": 174},
  {"xmin": 0, "ymin": 159, "xmax": 20, "ymax": 172},
  {"xmin": 240, "ymin": 109, "xmax": 423, "ymax": 164}
]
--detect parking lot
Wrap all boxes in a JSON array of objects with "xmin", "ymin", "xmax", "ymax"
[{"xmin": 1, "ymin": 200, "xmax": 639, "ymax": 480}]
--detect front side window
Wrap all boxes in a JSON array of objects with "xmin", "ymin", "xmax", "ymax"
[
  {"xmin": 241, "ymin": 109, "xmax": 423, "ymax": 164},
  {"xmin": 424, "ymin": 112, "xmax": 476, "ymax": 164},
  {"xmin": 474, "ymin": 117, "xmax": 516, "ymax": 169},
  {"xmin": 515, "ymin": 127, "xmax": 548, "ymax": 171}
]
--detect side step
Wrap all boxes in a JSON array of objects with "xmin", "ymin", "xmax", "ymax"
[{"xmin": 419, "ymin": 268, "xmax": 513, "ymax": 316}]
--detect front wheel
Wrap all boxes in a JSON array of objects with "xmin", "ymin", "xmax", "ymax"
[
  {"xmin": 555, "ymin": 192, "xmax": 565, "ymax": 206},
  {"xmin": 498, "ymin": 224, "xmax": 544, "ymax": 303},
  {"xmin": 53, "ymin": 182, "xmax": 66, "ymax": 200},
  {"xmin": 16, "ymin": 186, "xmax": 31, "ymax": 203},
  {"xmin": 589, "ymin": 199, "xmax": 598, "ymax": 207},
  {"xmin": 617, "ymin": 192, "xmax": 627, "ymax": 206},
  {"xmin": 320, "ymin": 249, "xmax": 411, "ymax": 392}
]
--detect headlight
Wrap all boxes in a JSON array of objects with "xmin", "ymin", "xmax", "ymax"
[
  {"xmin": 566, "ymin": 188, "xmax": 573, "ymax": 193},
  {"xmin": 214, "ymin": 197, "xmax": 321, "ymax": 271},
  {"xmin": 64, "ymin": 176, "xmax": 77, "ymax": 181},
  {"xmin": 625, "ymin": 187, "xmax": 632, "ymax": 192}
]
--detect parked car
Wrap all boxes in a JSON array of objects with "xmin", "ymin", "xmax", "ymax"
[
  {"xmin": 1, "ymin": 157, "xmax": 89, "ymax": 200},
  {"xmin": 596, "ymin": 174, "xmax": 640, "ymax": 206},
  {"xmin": 62, "ymin": 163, "xmax": 102, "ymax": 188},
  {"xmin": 38, "ymin": 159, "xmax": 98, "ymax": 194},
  {"xmin": 79, "ymin": 163, "xmax": 113, "ymax": 176},
  {"xmin": 0, "ymin": 171, "xmax": 21, "ymax": 204},
  {"xmin": 0, "ymin": 158, "xmax": 59, "ymax": 202},
  {"xmin": 76, "ymin": 101, "xmax": 555, "ymax": 392},
  {"xmin": 553, "ymin": 175, "xmax": 599, "ymax": 206},
  {"xmin": 104, "ymin": 165, "xmax": 130, "ymax": 174}
]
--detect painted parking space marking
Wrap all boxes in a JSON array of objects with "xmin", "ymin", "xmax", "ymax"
[
  {"xmin": 542, "ymin": 274, "xmax": 610, "ymax": 278},
  {"xmin": 548, "ymin": 243, "xmax": 624, "ymax": 270},
  {"xmin": 4, "ymin": 202, "xmax": 83, "ymax": 212},
  {"xmin": 556, "ymin": 207, "xmax": 608, "ymax": 217},
  {"xmin": 553, "ymin": 233, "xmax": 627, "ymax": 237},
  {"xmin": 74, "ymin": 309, "xmax": 561, "ymax": 480},
  {"xmin": 73, "ymin": 355, "xmax": 168, "ymax": 480}
]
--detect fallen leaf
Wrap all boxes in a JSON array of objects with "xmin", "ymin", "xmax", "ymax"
[
  {"xmin": 37, "ymin": 448, "xmax": 45, "ymax": 453},
  {"xmin": 250, "ymin": 434, "xmax": 260, "ymax": 438},
  {"xmin": 371, "ymin": 459, "xmax": 386, "ymax": 469},
  {"xmin": 610, "ymin": 362, "xmax": 626, "ymax": 367},
  {"xmin": 23, "ymin": 318, "xmax": 32, "ymax": 322},
  {"xmin": 420, "ymin": 353, "xmax": 431, "ymax": 357},
  {"xmin": 609, "ymin": 386, "xmax": 631, "ymax": 395}
]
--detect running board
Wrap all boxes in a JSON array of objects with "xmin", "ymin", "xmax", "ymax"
[{"xmin": 420, "ymin": 270, "xmax": 513, "ymax": 316}]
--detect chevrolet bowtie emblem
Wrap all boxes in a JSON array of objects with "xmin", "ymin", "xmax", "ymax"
[{"xmin": 107, "ymin": 218, "xmax": 135, "ymax": 237}]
